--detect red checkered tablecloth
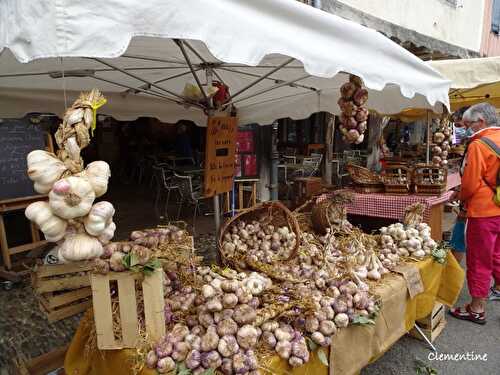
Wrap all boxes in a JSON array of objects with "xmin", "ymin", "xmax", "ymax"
[{"xmin": 318, "ymin": 189, "xmax": 454, "ymax": 223}]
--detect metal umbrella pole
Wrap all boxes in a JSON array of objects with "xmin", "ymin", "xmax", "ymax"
[
  {"xmin": 205, "ymin": 67, "xmax": 221, "ymax": 235},
  {"xmin": 426, "ymin": 110, "xmax": 431, "ymax": 164}
]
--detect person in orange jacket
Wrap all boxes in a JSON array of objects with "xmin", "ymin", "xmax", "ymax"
[{"xmin": 450, "ymin": 103, "xmax": 500, "ymax": 325}]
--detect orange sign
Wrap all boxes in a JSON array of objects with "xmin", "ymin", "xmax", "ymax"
[{"xmin": 204, "ymin": 117, "xmax": 238, "ymax": 197}]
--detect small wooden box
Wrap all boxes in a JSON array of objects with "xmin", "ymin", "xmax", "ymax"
[
  {"xmin": 91, "ymin": 268, "xmax": 166, "ymax": 350},
  {"xmin": 38, "ymin": 287, "xmax": 92, "ymax": 323},
  {"xmin": 32, "ymin": 261, "xmax": 93, "ymax": 294},
  {"xmin": 409, "ymin": 303, "xmax": 447, "ymax": 342},
  {"xmin": 413, "ymin": 164, "xmax": 447, "ymax": 196},
  {"xmin": 32, "ymin": 261, "xmax": 93, "ymax": 322},
  {"xmin": 293, "ymin": 177, "xmax": 323, "ymax": 206}
]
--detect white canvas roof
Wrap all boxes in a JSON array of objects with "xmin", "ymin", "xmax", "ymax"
[{"xmin": 0, "ymin": 0, "xmax": 450, "ymax": 125}]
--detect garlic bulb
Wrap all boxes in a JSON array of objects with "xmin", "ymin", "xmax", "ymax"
[
  {"xmin": 98, "ymin": 221, "xmax": 116, "ymax": 244},
  {"xmin": 25, "ymin": 201, "xmax": 67, "ymax": 242},
  {"xmin": 49, "ymin": 176, "xmax": 95, "ymax": 219},
  {"xmin": 64, "ymin": 137, "xmax": 81, "ymax": 161},
  {"xmin": 84, "ymin": 201, "xmax": 115, "ymax": 236},
  {"xmin": 27, "ymin": 150, "xmax": 68, "ymax": 194},
  {"xmin": 83, "ymin": 161, "xmax": 111, "ymax": 197},
  {"xmin": 66, "ymin": 107, "xmax": 85, "ymax": 126},
  {"xmin": 58, "ymin": 232, "xmax": 103, "ymax": 262}
]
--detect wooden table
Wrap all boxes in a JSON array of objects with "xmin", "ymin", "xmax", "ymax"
[
  {"xmin": 157, "ymin": 154, "xmax": 195, "ymax": 167},
  {"xmin": 64, "ymin": 254, "xmax": 464, "ymax": 375},
  {"xmin": 173, "ymin": 166, "xmax": 204, "ymax": 175},
  {"xmin": 320, "ymin": 189, "xmax": 454, "ymax": 240},
  {"xmin": 0, "ymin": 195, "xmax": 48, "ymax": 281}
]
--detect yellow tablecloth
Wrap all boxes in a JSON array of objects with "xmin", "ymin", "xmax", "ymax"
[{"xmin": 64, "ymin": 254, "xmax": 464, "ymax": 375}]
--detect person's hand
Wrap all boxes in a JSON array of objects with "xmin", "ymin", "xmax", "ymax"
[{"xmin": 449, "ymin": 190, "xmax": 460, "ymax": 201}]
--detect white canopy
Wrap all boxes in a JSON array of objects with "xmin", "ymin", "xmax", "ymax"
[
  {"xmin": 0, "ymin": 0, "xmax": 450, "ymax": 125},
  {"xmin": 429, "ymin": 56, "xmax": 500, "ymax": 89}
]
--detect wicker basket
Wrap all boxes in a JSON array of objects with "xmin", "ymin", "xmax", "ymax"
[
  {"xmin": 310, "ymin": 192, "xmax": 354, "ymax": 234},
  {"xmin": 218, "ymin": 201, "xmax": 301, "ymax": 265},
  {"xmin": 413, "ymin": 164, "xmax": 447, "ymax": 196},
  {"xmin": 382, "ymin": 164, "xmax": 412, "ymax": 194},
  {"xmin": 346, "ymin": 163, "xmax": 384, "ymax": 193}
]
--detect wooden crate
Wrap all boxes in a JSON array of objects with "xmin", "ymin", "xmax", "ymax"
[
  {"xmin": 38, "ymin": 287, "xmax": 92, "ymax": 322},
  {"xmin": 353, "ymin": 183, "xmax": 384, "ymax": 194},
  {"xmin": 409, "ymin": 303, "xmax": 447, "ymax": 342},
  {"xmin": 382, "ymin": 165, "xmax": 412, "ymax": 195},
  {"xmin": 13, "ymin": 345, "xmax": 67, "ymax": 375},
  {"xmin": 91, "ymin": 268, "xmax": 165, "ymax": 350},
  {"xmin": 32, "ymin": 261, "xmax": 93, "ymax": 294},
  {"xmin": 293, "ymin": 177, "xmax": 323, "ymax": 207},
  {"xmin": 413, "ymin": 164, "xmax": 447, "ymax": 196}
]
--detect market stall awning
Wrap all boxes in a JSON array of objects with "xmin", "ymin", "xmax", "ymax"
[
  {"xmin": 432, "ymin": 56, "xmax": 500, "ymax": 110},
  {"xmin": 394, "ymin": 56, "xmax": 500, "ymax": 120},
  {"xmin": 0, "ymin": 0, "xmax": 450, "ymax": 125}
]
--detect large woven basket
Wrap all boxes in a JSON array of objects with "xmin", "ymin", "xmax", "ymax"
[{"xmin": 218, "ymin": 201, "xmax": 301, "ymax": 265}]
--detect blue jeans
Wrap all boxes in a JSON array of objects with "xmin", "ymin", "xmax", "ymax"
[{"xmin": 449, "ymin": 219, "xmax": 466, "ymax": 253}]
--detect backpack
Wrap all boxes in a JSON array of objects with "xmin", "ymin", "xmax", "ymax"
[{"xmin": 478, "ymin": 137, "xmax": 500, "ymax": 206}]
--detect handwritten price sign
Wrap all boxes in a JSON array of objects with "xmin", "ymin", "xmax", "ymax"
[{"xmin": 204, "ymin": 117, "xmax": 238, "ymax": 197}]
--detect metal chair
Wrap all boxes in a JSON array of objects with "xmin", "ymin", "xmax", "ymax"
[
  {"xmin": 132, "ymin": 157, "xmax": 148, "ymax": 184},
  {"xmin": 283, "ymin": 155, "xmax": 297, "ymax": 164},
  {"xmin": 172, "ymin": 172, "xmax": 205, "ymax": 234},
  {"xmin": 152, "ymin": 165, "xmax": 180, "ymax": 219},
  {"xmin": 300, "ymin": 154, "xmax": 323, "ymax": 176},
  {"xmin": 145, "ymin": 155, "xmax": 160, "ymax": 187}
]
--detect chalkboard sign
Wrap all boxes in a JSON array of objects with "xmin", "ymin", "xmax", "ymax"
[{"xmin": 0, "ymin": 119, "xmax": 47, "ymax": 201}]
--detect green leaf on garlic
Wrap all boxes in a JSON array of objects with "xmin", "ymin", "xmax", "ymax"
[
  {"xmin": 175, "ymin": 362, "xmax": 191, "ymax": 375},
  {"xmin": 431, "ymin": 243, "xmax": 449, "ymax": 265},
  {"xmin": 306, "ymin": 336, "xmax": 318, "ymax": 352},
  {"xmin": 352, "ymin": 315, "xmax": 376, "ymax": 326},
  {"xmin": 142, "ymin": 258, "xmax": 161, "ymax": 276},
  {"xmin": 200, "ymin": 369, "xmax": 215, "ymax": 375},
  {"xmin": 121, "ymin": 253, "xmax": 161, "ymax": 276},
  {"xmin": 317, "ymin": 348, "xmax": 329, "ymax": 367}
]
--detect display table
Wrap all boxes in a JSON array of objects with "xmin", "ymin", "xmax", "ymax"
[
  {"xmin": 340, "ymin": 189, "xmax": 454, "ymax": 240},
  {"xmin": 64, "ymin": 254, "xmax": 464, "ymax": 375}
]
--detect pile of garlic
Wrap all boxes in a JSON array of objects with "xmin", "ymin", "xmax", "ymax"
[
  {"xmin": 281, "ymin": 278, "xmax": 376, "ymax": 349},
  {"xmin": 380, "ymin": 222, "xmax": 437, "ymax": 259},
  {"xmin": 24, "ymin": 90, "xmax": 115, "ymax": 263},
  {"xmin": 147, "ymin": 267, "xmax": 274, "ymax": 374},
  {"xmin": 221, "ymin": 219, "xmax": 297, "ymax": 265},
  {"xmin": 93, "ymin": 225, "xmax": 189, "ymax": 273},
  {"xmin": 353, "ymin": 250, "xmax": 391, "ymax": 281},
  {"xmin": 148, "ymin": 261, "xmax": 378, "ymax": 373}
]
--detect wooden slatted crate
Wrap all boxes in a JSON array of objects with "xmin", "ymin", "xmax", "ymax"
[
  {"xmin": 413, "ymin": 164, "xmax": 447, "ymax": 196},
  {"xmin": 12, "ymin": 346, "xmax": 67, "ymax": 375},
  {"xmin": 409, "ymin": 302, "xmax": 447, "ymax": 342},
  {"xmin": 32, "ymin": 261, "xmax": 93, "ymax": 294},
  {"xmin": 91, "ymin": 268, "xmax": 165, "ymax": 350},
  {"xmin": 382, "ymin": 165, "xmax": 412, "ymax": 195},
  {"xmin": 38, "ymin": 287, "xmax": 92, "ymax": 323},
  {"xmin": 32, "ymin": 261, "xmax": 94, "ymax": 322}
]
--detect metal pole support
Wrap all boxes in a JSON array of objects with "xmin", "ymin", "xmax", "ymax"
[{"xmin": 270, "ymin": 121, "xmax": 279, "ymax": 200}]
